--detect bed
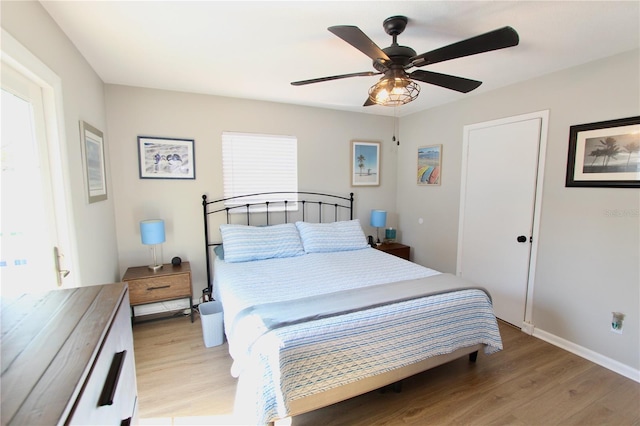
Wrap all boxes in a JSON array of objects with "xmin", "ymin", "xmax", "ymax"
[{"xmin": 202, "ymin": 192, "xmax": 502, "ymax": 425}]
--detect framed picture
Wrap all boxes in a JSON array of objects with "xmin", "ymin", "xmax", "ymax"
[
  {"xmin": 566, "ymin": 116, "xmax": 640, "ymax": 188},
  {"xmin": 417, "ymin": 144, "xmax": 442, "ymax": 185},
  {"xmin": 138, "ymin": 136, "xmax": 195, "ymax": 179},
  {"xmin": 351, "ymin": 141, "xmax": 380, "ymax": 186},
  {"xmin": 80, "ymin": 121, "xmax": 107, "ymax": 203}
]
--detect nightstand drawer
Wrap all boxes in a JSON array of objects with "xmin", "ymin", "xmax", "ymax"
[
  {"xmin": 127, "ymin": 274, "xmax": 190, "ymax": 305},
  {"xmin": 375, "ymin": 243, "xmax": 410, "ymax": 261}
]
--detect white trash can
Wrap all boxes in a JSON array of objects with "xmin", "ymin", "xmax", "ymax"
[{"xmin": 200, "ymin": 301, "xmax": 224, "ymax": 347}]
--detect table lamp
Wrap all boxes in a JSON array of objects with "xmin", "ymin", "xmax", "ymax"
[
  {"xmin": 140, "ymin": 219, "xmax": 165, "ymax": 271},
  {"xmin": 370, "ymin": 210, "xmax": 387, "ymax": 245}
]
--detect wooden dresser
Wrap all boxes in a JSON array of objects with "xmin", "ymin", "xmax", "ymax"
[{"xmin": 0, "ymin": 283, "xmax": 137, "ymax": 425}]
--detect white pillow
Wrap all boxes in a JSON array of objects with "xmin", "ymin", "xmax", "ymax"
[
  {"xmin": 219, "ymin": 223, "xmax": 304, "ymax": 263},
  {"xmin": 295, "ymin": 219, "xmax": 368, "ymax": 253}
]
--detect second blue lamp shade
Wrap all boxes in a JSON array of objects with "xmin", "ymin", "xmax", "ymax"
[{"xmin": 370, "ymin": 210, "xmax": 387, "ymax": 244}]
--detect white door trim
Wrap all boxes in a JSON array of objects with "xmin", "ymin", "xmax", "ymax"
[
  {"xmin": 1, "ymin": 29, "xmax": 80, "ymax": 287},
  {"xmin": 458, "ymin": 110, "xmax": 549, "ymax": 333}
]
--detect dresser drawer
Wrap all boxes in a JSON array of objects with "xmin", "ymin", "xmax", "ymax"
[
  {"xmin": 128, "ymin": 273, "xmax": 191, "ymax": 305},
  {"xmin": 68, "ymin": 291, "xmax": 137, "ymax": 425}
]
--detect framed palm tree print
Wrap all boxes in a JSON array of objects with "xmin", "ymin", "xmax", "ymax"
[
  {"xmin": 566, "ymin": 116, "xmax": 640, "ymax": 188},
  {"xmin": 351, "ymin": 140, "xmax": 380, "ymax": 186}
]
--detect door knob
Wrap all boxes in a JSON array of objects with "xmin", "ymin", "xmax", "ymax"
[{"xmin": 517, "ymin": 235, "xmax": 527, "ymax": 243}]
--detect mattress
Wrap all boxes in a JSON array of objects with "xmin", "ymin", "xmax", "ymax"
[{"xmin": 213, "ymin": 248, "xmax": 502, "ymax": 424}]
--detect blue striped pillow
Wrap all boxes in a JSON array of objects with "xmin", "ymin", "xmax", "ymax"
[
  {"xmin": 219, "ymin": 223, "xmax": 304, "ymax": 263},
  {"xmin": 295, "ymin": 220, "xmax": 368, "ymax": 253}
]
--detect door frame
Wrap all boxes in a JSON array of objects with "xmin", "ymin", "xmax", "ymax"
[
  {"xmin": 457, "ymin": 110, "xmax": 549, "ymax": 332},
  {"xmin": 2, "ymin": 29, "xmax": 79, "ymax": 287}
]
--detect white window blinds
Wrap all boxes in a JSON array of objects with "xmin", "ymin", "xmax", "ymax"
[{"xmin": 221, "ymin": 132, "xmax": 298, "ymax": 210}]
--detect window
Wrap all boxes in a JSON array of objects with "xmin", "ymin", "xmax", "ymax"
[{"xmin": 221, "ymin": 132, "xmax": 298, "ymax": 211}]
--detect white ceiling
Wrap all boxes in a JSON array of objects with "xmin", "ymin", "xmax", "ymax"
[{"xmin": 41, "ymin": 1, "xmax": 640, "ymax": 117}]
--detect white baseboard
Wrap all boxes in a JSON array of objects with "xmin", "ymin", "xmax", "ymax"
[{"xmin": 532, "ymin": 327, "xmax": 640, "ymax": 383}]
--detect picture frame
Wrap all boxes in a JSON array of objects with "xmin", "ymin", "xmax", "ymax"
[
  {"xmin": 417, "ymin": 144, "xmax": 442, "ymax": 185},
  {"xmin": 80, "ymin": 121, "xmax": 107, "ymax": 203},
  {"xmin": 566, "ymin": 116, "xmax": 640, "ymax": 188},
  {"xmin": 351, "ymin": 140, "xmax": 380, "ymax": 186},
  {"xmin": 138, "ymin": 136, "xmax": 195, "ymax": 179}
]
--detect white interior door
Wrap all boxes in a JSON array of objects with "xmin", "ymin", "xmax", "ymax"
[
  {"xmin": 1, "ymin": 59, "xmax": 73, "ymax": 297},
  {"xmin": 457, "ymin": 113, "xmax": 545, "ymax": 327}
]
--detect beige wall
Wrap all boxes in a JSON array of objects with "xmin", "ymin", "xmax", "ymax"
[
  {"xmin": 398, "ymin": 49, "xmax": 640, "ymax": 373},
  {"xmin": 104, "ymin": 85, "xmax": 396, "ymax": 297},
  {"xmin": 1, "ymin": 1, "xmax": 120, "ymax": 286}
]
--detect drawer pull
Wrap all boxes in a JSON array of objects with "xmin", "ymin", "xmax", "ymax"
[
  {"xmin": 121, "ymin": 417, "xmax": 132, "ymax": 426},
  {"xmin": 98, "ymin": 350, "xmax": 126, "ymax": 407},
  {"xmin": 147, "ymin": 285, "xmax": 170, "ymax": 291}
]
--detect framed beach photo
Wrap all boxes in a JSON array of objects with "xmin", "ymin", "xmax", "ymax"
[
  {"xmin": 566, "ymin": 116, "xmax": 640, "ymax": 188},
  {"xmin": 80, "ymin": 121, "xmax": 108, "ymax": 203},
  {"xmin": 417, "ymin": 144, "xmax": 442, "ymax": 185},
  {"xmin": 351, "ymin": 140, "xmax": 380, "ymax": 186},
  {"xmin": 138, "ymin": 136, "xmax": 195, "ymax": 179}
]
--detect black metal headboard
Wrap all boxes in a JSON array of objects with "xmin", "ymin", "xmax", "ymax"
[{"xmin": 202, "ymin": 191, "xmax": 354, "ymax": 296}]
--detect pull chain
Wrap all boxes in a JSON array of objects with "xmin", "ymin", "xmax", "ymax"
[{"xmin": 393, "ymin": 107, "xmax": 400, "ymax": 145}]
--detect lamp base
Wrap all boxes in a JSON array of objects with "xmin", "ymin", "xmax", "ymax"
[
  {"xmin": 147, "ymin": 244, "xmax": 163, "ymax": 272},
  {"xmin": 148, "ymin": 264, "xmax": 163, "ymax": 272}
]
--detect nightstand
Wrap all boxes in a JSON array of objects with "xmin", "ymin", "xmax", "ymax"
[
  {"xmin": 122, "ymin": 262, "xmax": 193, "ymax": 323},
  {"xmin": 375, "ymin": 242, "xmax": 410, "ymax": 261}
]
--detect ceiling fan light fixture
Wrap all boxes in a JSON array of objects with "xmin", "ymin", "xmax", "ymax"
[{"xmin": 368, "ymin": 75, "xmax": 420, "ymax": 106}]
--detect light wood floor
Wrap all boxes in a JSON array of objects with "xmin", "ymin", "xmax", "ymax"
[{"xmin": 133, "ymin": 314, "xmax": 639, "ymax": 425}]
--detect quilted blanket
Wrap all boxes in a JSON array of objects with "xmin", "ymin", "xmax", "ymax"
[{"xmin": 214, "ymin": 249, "xmax": 502, "ymax": 424}]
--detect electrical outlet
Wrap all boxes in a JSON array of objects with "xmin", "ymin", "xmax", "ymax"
[
  {"xmin": 611, "ymin": 311, "xmax": 624, "ymax": 334},
  {"xmin": 521, "ymin": 322, "xmax": 534, "ymax": 335}
]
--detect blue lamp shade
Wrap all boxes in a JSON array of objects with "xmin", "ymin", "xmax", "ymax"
[
  {"xmin": 140, "ymin": 219, "xmax": 165, "ymax": 245},
  {"xmin": 370, "ymin": 210, "xmax": 387, "ymax": 228}
]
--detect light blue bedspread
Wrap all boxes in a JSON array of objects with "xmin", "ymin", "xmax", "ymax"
[{"xmin": 214, "ymin": 248, "xmax": 502, "ymax": 424}]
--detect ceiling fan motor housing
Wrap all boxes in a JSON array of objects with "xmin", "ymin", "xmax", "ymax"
[
  {"xmin": 383, "ymin": 16, "xmax": 408, "ymax": 36},
  {"xmin": 374, "ymin": 45, "xmax": 417, "ymax": 72},
  {"xmin": 374, "ymin": 16, "xmax": 417, "ymax": 72}
]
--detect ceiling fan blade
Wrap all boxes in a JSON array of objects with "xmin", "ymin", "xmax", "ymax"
[
  {"xmin": 410, "ymin": 70, "xmax": 482, "ymax": 93},
  {"xmin": 411, "ymin": 26, "xmax": 519, "ymax": 68},
  {"xmin": 328, "ymin": 25, "xmax": 391, "ymax": 63},
  {"xmin": 291, "ymin": 71, "xmax": 380, "ymax": 86}
]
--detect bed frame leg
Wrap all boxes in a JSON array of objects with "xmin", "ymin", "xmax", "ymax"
[{"xmin": 469, "ymin": 350, "xmax": 478, "ymax": 363}]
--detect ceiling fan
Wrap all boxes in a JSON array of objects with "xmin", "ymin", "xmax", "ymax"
[{"xmin": 291, "ymin": 16, "xmax": 519, "ymax": 107}]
